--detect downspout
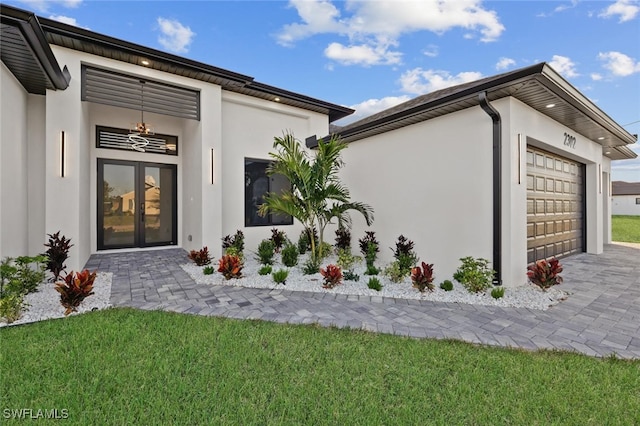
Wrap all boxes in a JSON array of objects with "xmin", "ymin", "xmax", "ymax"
[{"xmin": 478, "ymin": 92, "xmax": 502, "ymax": 286}]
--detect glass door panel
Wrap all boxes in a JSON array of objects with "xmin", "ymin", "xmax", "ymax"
[
  {"xmin": 143, "ymin": 165, "xmax": 176, "ymax": 245},
  {"xmin": 100, "ymin": 163, "xmax": 136, "ymax": 248}
]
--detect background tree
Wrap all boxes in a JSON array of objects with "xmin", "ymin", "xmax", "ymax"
[{"xmin": 259, "ymin": 132, "xmax": 373, "ymax": 262}]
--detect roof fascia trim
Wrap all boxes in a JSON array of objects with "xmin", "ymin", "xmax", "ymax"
[{"xmin": 1, "ymin": 4, "xmax": 70, "ymax": 90}]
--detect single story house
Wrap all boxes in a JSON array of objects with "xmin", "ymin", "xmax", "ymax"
[
  {"xmin": 612, "ymin": 181, "xmax": 640, "ymax": 216},
  {"xmin": 1, "ymin": 4, "xmax": 637, "ymax": 286}
]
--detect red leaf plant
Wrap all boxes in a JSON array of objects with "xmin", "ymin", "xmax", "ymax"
[
  {"xmin": 411, "ymin": 262, "xmax": 435, "ymax": 292},
  {"xmin": 320, "ymin": 264, "xmax": 343, "ymax": 289},
  {"xmin": 527, "ymin": 258, "xmax": 563, "ymax": 291},
  {"xmin": 55, "ymin": 269, "xmax": 97, "ymax": 316},
  {"xmin": 218, "ymin": 254, "xmax": 242, "ymax": 280},
  {"xmin": 188, "ymin": 247, "xmax": 211, "ymax": 266}
]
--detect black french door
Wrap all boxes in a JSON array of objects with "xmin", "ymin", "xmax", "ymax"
[{"xmin": 97, "ymin": 159, "xmax": 177, "ymax": 250}]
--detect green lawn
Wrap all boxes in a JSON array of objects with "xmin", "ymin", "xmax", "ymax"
[
  {"xmin": 1, "ymin": 308, "xmax": 639, "ymax": 425},
  {"xmin": 612, "ymin": 215, "xmax": 640, "ymax": 243}
]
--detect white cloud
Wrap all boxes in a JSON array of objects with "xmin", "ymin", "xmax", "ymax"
[
  {"xmin": 156, "ymin": 18, "xmax": 195, "ymax": 54},
  {"xmin": 598, "ymin": 51, "xmax": 640, "ymax": 76},
  {"xmin": 335, "ymin": 95, "xmax": 411, "ymax": 125},
  {"xmin": 18, "ymin": 0, "xmax": 81, "ymax": 12},
  {"xmin": 277, "ymin": 0, "xmax": 505, "ymax": 67},
  {"xmin": 399, "ymin": 68, "xmax": 483, "ymax": 95},
  {"xmin": 47, "ymin": 14, "xmax": 86, "ymax": 28},
  {"xmin": 496, "ymin": 57, "xmax": 516, "ymax": 70},
  {"xmin": 324, "ymin": 40, "xmax": 402, "ymax": 66},
  {"xmin": 599, "ymin": 0, "xmax": 640, "ymax": 22},
  {"xmin": 423, "ymin": 45, "xmax": 439, "ymax": 58},
  {"xmin": 549, "ymin": 55, "xmax": 579, "ymax": 78},
  {"xmin": 591, "ymin": 73, "xmax": 603, "ymax": 81}
]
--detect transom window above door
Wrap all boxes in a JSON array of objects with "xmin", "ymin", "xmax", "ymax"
[{"xmin": 96, "ymin": 126, "xmax": 178, "ymax": 156}]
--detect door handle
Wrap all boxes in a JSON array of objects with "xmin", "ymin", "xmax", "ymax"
[{"xmin": 141, "ymin": 203, "xmax": 145, "ymax": 222}]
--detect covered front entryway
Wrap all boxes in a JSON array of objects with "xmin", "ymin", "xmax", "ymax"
[
  {"xmin": 526, "ymin": 145, "xmax": 585, "ymax": 263},
  {"xmin": 97, "ymin": 159, "xmax": 177, "ymax": 250}
]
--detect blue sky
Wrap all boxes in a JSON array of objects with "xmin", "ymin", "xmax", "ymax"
[{"xmin": 8, "ymin": 0, "xmax": 640, "ymax": 181}]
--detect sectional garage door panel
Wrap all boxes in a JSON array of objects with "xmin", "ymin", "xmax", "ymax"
[{"xmin": 526, "ymin": 146, "xmax": 584, "ymax": 264}]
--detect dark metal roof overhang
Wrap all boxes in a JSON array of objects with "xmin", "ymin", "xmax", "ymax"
[
  {"xmin": 325, "ymin": 63, "xmax": 636, "ymax": 160},
  {"xmin": 38, "ymin": 16, "xmax": 353, "ymax": 122},
  {"xmin": 0, "ymin": 4, "xmax": 70, "ymax": 94}
]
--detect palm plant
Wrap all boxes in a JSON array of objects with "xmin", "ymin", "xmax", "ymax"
[{"xmin": 258, "ymin": 132, "xmax": 373, "ymax": 262}]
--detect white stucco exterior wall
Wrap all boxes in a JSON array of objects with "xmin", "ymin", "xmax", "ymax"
[
  {"xmin": 340, "ymin": 106, "xmax": 494, "ymax": 285},
  {"xmin": 221, "ymin": 92, "xmax": 329, "ymax": 253},
  {"xmin": 0, "ymin": 63, "xmax": 29, "ymax": 258},
  {"xmin": 612, "ymin": 195, "xmax": 640, "ymax": 215}
]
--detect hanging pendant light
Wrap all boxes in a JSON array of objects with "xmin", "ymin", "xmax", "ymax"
[{"xmin": 128, "ymin": 80, "xmax": 154, "ymax": 152}]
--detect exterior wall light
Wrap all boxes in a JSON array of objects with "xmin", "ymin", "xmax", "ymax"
[
  {"xmin": 209, "ymin": 148, "xmax": 215, "ymax": 184},
  {"xmin": 59, "ymin": 131, "xmax": 66, "ymax": 177}
]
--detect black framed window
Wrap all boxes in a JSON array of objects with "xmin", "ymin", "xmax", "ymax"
[
  {"xmin": 96, "ymin": 126, "xmax": 178, "ymax": 156},
  {"xmin": 245, "ymin": 158, "xmax": 293, "ymax": 227},
  {"xmin": 636, "ymin": 198, "xmax": 640, "ymax": 205}
]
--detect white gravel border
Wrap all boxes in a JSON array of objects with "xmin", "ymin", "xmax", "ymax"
[
  {"xmin": 0, "ymin": 272, "xmax": 113, "ymax": 328},
  {"xmin": 182, "ymin": 254, "xmax": 568, "ymax": 311}
]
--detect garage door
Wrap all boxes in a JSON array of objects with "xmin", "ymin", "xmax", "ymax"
[{"xmin": 526, "ymin": 145, "xmax": 584, "ymax": 263}]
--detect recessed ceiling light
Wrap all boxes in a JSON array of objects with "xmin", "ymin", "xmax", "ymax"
[
  {"xmin": 274, "ymin": 97, "xmax": 280, "ymax": 102},
  {"xmin": 545, "ymin": 103, "xmax": 555, "ymax": 108},
  {"xmin": 605, "ymin": 151, "xmax": 611, "ymax": 155},
  {"xmin": 141, "ymin": 60, "xmax": 150, "ymax": 66},
  {"xmin": 597, "ymin": 136, "xmax": 605, "ymax": 140}
]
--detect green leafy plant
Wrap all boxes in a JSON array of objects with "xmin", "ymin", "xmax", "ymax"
[
  {"xmin": 203, "ymin": 266, "xmax": 215, "ymax": 275},
  {"xmin": 272, "ymin": 269, "xmax": 289, "ymax": 285},
  {"xmin": 55, "ymin": 269, "xmax": 97, "ymax": 316},
  {"xmin": 384, "ymin": 261, "xmax": 406, "ymax": 283},
  {"xmin": 440, "ymin": 280, "xmax": 454, "ymax": 291},
  {"xmin": 15, "ymin": 255, "xmax": 47, "ymax": 294},
  {"xmin": 359, "ymin": 231, "xmax": 379, "ymax": 259},
  {"xmin": 224, "ymin": 246, "xmax": 243, "ymax": 261},
  {"xmin": 258, "ymin": 265, "xmax": 273, "ymax": 276},
  {"xmin": 491, "ymin": 286, "xmax": 505, "ymax": 299},
  {"xmin": 281, "ymin": 242, "xmax": 299, "ymax": 267},
  {"xmin": 217, "ymin": 255, "xmax": 243, "ymax": 280},
  {"xmin": 367, "ymin": 277, "xmax": 382, "ymax": 291},
  {"xmin": 302, "ymin": 256, "xmax": 321, "ymax": 275},
  {"xmin": 365, "ymin": 264, "xmax": 380, "ymax": 276},
  {"xmin": 318, "ymin": 242, "xmax": 333, "ymax": 259},
  {"xmin": 0, "ymin": 293, "xmax": 25, "ymax": 324},
  {"xmin": 335, "ymin": 227, "xmax": 351, "ymax": 251},
  {"xmin": 188, "ymin": 247, "xmax": 211, "ymax": 266},
  {"xmin": 392, "ymin": 235, "xmax": 418, "ymax": 276},
  {"xmin": 343, "ymin": 270, "xmax": 360, "ymax": 282},
  {"xmin": 222, "ymin": 230, "xmax": 245, "ymax": 256},
  {"xmin": 336, "ymin": 249, "xmax": 362, "ymax": 272},
  {"xmin": 256, "ymin": 239, "xmax": 275, "ymax": 265},
  {"xmin": 270, "ymin": 228, "xmax": 287, "ymax": 253},
  {"xmin": 453, "ymin": 257, "xmax": 495, "ymax": 293},
  {"xmin": 297, "ymin": 231, "xmax": 310, "ymax": 254},
  {"xmin": 43, "ymin": 231, "xmax": 73, "ymax": 281},
  {"xmin": 527, "ymin": 258, "xmax": 563, "ymax": 291},
  {"xmin": 411, "ymin": 262, "xmax": 435, "ymax": 292},
  {"xmin": 320, "ymin": 264, "xmax": 343, "ymax": 289},
  {"xmin": 258, "ymin": 132, "xmax": 374, "ymax": 264}
]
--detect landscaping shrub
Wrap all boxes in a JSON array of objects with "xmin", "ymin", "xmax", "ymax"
[
  {"xmin": 55, "ymin": 269, "xmax": 97, "ymax": 316},
  {"xmin": 222, "ymin": 230, "xmax": 245, "ymax": 256},
  {"xmin": 336, "ymin": 249, "xmax": 361, "ymax": 272},
  {"xmin": 320, "ymin": 264, "xmax": 343, "ymax": 289},
  {"xmin": 491, "ymin": 287, "xmax": 505, "ymax": 299},
  {"xmin": 365, "ymin": 264, "xmax": 380, "ymax": 276},
  {"xmin": 281, "ymin": 242, "xmax": 299, "ymax": 267},
  {"xmin": 318, "ymin": 242, "xmax": 333, "ymax": 259},
  {"xmin": 258, "ymin": 265, "xmax": 273, "ymax": 276},
  {"xmin": 411, "ymin": 262, "xmax": 435, "ymax": 292},
  {"xmin": 297, "ymin": 231, "xmax": 310, "ymax": 254},
  {"xmin": 272, "ymin": 269, "xmax": 289, "ymax": 284},
  {"xmin": 270, "ymin": 228, "xmax": 286, "ymax": 253},
  {"xmin": 367, "ymin": 277, "xmax": 382, "ymax": 291},
  {"xmin": 217, "ymin": 255, "xmax": 243, "ymax": 280},
  {"xmin": 343, "ymin": 270, "xmax": 360, "ymax": 282},
  {"xmin": 527, "ymin": 258, "xmax": 563, "ymax": 291},
  {"xmin": 256, "ymin": 240, "xmax": 275, "ymax": 265},
  {"xmin": 0, "ymin": 292, "xmax": 25, "ymax": 323},
  {"xmin": 43, "ymin": 231, "xmax": 73, "ymax": 280},
  {"xmin": 384, "ymin": 261, "xmax": 406, "ymax": 283},
  {"xmin": 334, "ymin": 228, "xmax": 351, "ymax": 251},
  {"xmin": 302, "ymin": 256, "xmax": 320, "ymax": 275},
  {"xmin": 358, "ymin": 231, "xmax": 379, "ymax": 259},
  {"xmin": 440, "ymin": 280, "xmax": 454, "ymax": 291},
  {"xmin": 391, "ymin": 235, "xmax": 418, "ymax": 276},
  {"xmin": 188, "ymin": 247, "xmax": 211, "ymax": 266},
  {"xmin": 453, "ymin": 257, "xmax": 495, "ymax": 293},
  {"xmin": 203, "ymin": 266, "xmax": 215, "ymax": 275},
  {"xmin": 15, "ymin": 256, "xmax": 47, "ymax": 294}
]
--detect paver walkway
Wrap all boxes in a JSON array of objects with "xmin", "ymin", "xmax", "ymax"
[{"xmin": 85, "ymin": 243, "xmax": 640, "ymax": 359}]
